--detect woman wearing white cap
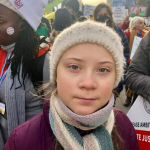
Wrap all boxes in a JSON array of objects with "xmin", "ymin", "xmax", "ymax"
[{"xmin": 0, "ymin": 0, "xmax": 49, "ymax": 148}]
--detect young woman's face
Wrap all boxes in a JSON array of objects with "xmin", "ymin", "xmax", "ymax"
[
  {"xmin": 136, "ymin": 20, "xmax": 144, "ymax": 32},
  {"xmin": 57, "ymin": 43, "xmax": 115, "ymax": 115},
  {"xmin": 97, "ymin": 8, "xmax": 111, "ymax": 19},
  {"xmin": 0, "ymin": 5, "xmax": 22, "ymax": 46}
]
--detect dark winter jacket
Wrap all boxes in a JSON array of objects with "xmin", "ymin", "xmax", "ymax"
[
  {"xmin": 114, "ymin": 25, "xmax": 130, "ymax": 63},
  {"xmin": 3, "ymin": 101, "xmax": 139, "ymax": 150},
  {"xmin": 126, "ymin": 31, "xmax": 150, "ymax": 102}
]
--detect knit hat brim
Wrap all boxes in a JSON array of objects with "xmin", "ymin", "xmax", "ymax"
[{"xmin": 50, "ymin": 20, "xmax": 125, "ymax": 88}]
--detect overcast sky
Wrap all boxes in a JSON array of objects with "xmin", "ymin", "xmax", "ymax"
[{"xmin": 82, "ymin": 0, "xmax": 107, "ymax": 6}]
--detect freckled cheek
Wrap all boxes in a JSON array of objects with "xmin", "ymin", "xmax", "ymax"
[
  {"xmin": 101, "ymin": 84, "xmax": 113, "ymax": 96},
  {"xmin": 98, "ymin": 79, "xmax": 114, "ymax": 96},
  {"xmin": 57, "ymin": 74, "xmax": 75, "ymax": 94}
]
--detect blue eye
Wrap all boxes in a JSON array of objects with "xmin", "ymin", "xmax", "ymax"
[
  {"xmin": 70, "ymin": 65, "xmax": 79, "ymax": 70},
  {"xmin": 99, "ymin": 68, "xmax": 107, "ymax": 72}
]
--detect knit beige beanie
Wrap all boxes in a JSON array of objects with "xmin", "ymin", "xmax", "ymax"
[
  {"xmin": 0, "ymin": 0, "xmax": 23, "ymax": 18},
  {"xmin": 50, "ymin": 20, "xmax": 125, "ymax": 87}
]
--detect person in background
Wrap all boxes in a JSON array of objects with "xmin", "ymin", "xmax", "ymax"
[
  {"xmin": 41, "ymin": 17, "xmax": 52, "ymax": 33},
  {"xmin": 93, "ymin": 2, "xmax": 129, "ymax": 63},
  {"xmin": 144, "ymin": 26, "xmax": 150, "ymax": 31},
  {"xmin": 93, "ymin": 2, "xmax": 130, "ymax": 102},
  {"xmin": 0, "ymin": 0, "xmax": 50, "ymax": 148},
  {"xmin": 124, "ymin": 16, "xmax": 147, "ymax": 43},
  {"xmin": 50, "ymin": 8, "xmax": 73, "ymax": 44},
  {"xmin": 78, "ymin": 16, "xmax": 88, "ymax": 22},
  {"xmin": 65, "ymin": 0, "xmax": 82, "ymax": 23},
  {"xmin": 126, "ymin": 32, "xmax": 150, "ymax": 103},
  {"xmin": 4, "ymin": 20, "xmax": 139, "ymax": 150},
  {"xmin": 121, "ymin": 15, "xmax": 130, "ymax": 31},
  {"xmin": 121, "ymin": 15, "xmax": 150, "ymax": 32},
  {"xmin": 118, "ymin": 21, "xmax": 122, "ymax": 27},
  {"xmin": 36, "ymin": 22, "xmax": 50, "ymax": 37},
  {"xmin": 124, "ymin": 16, "xmax": 148, "ymax": 106}
]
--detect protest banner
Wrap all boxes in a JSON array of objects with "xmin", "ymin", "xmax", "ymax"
[
  {"xmin": 125, "ymin": 9, "xmax": 128, "ymax": 16},
  {"xmin": 43, "ymin": 12, "xmax": 55, "ymax": 21},
  {"xmin": 129, "ymin": 6, "xmax": 147, "ymax": 17},
  {"xmin": 113, "ymin": 0, "xmax": 136, "ymax": 9},
  {"xmin": 145, "ymin": 18, "xmax": 148, "ymax": 26},
  {"xmin": 44, "ymin": 0, "xmax": 64, "ymax": 12},
  {"xmin": 112, "ymin": 6, "xmax": 125, "ymax": 21},
  {"xmin": 127, "ymin": 96, "xmax": 150, "ymax": 150},
  {"xmin": 83, "ymin": 5, "xmax": 95, "ymax": 16},
  {"xmin": 130, "ymin": 36, "xmax": 142, "ymax": 59}
]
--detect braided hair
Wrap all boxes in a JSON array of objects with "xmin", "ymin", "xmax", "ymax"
[{"xmin": 9, "ymin": 18, "xmax": 49, "ymax": 89}]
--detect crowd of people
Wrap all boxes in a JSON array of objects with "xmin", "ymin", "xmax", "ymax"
[{"xmin": 0, "ymin": 0, "xmax": 150, "ymax": 149}]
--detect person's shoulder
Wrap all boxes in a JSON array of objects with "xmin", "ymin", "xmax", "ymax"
[
  {"xmin": 10, "ymin": 112, "xmax": 44, "ymax": 141},
  {"xmin": 4, "ymin": 112, "xmax": 45, "ymax": 150},
  {"xmin": 114, "ymin": 24, "xmax": 123, "ymax": 32},
  {"xmin": 5, "ymin": 110, "xmax": 53, "ymax": 150},
  {"xmin": 114, "ymin": 25, "xmax": 126, "ymax": 37},
  {"xmin": 113, "ymin": 107, "xmax": 124, "ymax": 119},
  {"xmin": 114, "ymin": 24, "xmax": 121, "ymax": 28},
  {"xmin": 124, "ymin": 29, "xmax": 130, "ymax": 34},
  {"xmin": 124, "ymin": 29, "xmax": 130, "ymax": 37},
  {"xmin": 137, "ymin": 31, "xmax": 150, "ymax": 50},
  {"xmin": 38, "ymin": 36, "xmax": 50, "ymax": 56},
  {"xmin": 14, "ymin": 111, "xmax": 44, "ymax": 132},
  {"xmin": 113, "ymin": 107, "xmax": 136, "ymax": 134},
  {"xmin": 32, "ymin": 36, "xmax": 50, "ymax": 59},
  {"xmin": 113, "ymin": 108, "xmax": 139, "ymax": 150},
  {"xmin": 113, "ymin": 107, "xmax": 130, "ymax": 124},
  {"xmin": 113, "ymin": 107, "xmax": 125, "ymax": 115},
  {"xmin": 143, "ymin": 31, "xmax": 150, "ymax": 40}
]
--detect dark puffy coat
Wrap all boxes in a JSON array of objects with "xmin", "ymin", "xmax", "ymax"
[
  {"xmin": 126, "ymin": 31, "xmax": 150, "ymax": 102},
  {"xmin": 114, "ymin": 25, "xmax": 129, "ymax": 63},
  {"xmin": 3, "ymin": 101, "xmax": 139, "ymax": 150}
]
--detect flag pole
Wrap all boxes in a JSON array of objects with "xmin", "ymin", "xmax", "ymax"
[{"xmin": 129, "ymin": 0, "xmax": 141, "ymax": 15}]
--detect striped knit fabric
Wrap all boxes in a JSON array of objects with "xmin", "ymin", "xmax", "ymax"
[{"xmin": 49, "ymin": 94, "xmax": 115, "ymax": 150}]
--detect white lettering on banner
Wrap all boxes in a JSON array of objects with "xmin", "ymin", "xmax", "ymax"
[
  {"xmin": 127, "ymin": 96, "xmax": 150, "ymax": 149},
  {"xmin": 137, "ymin": 134, "xmax": 150, "ymax": 142},
  {"xmin": 127, "ymin": 96, "xmax": 150, "ymax": 131},
  {"xmin": 132, "ymin": 122, "xmax": 150, "ymax": 128},
  {"xmin": 112, "ymin": 6, "xmax": 125, "ymax": 21},
  {"xmin": 84, "ymin": 5, "xmax": 95, "ymax": 16},
  {"xmin": 137, "ymin": 134, "xmax": 141, "ymax": 140},
  {"xmin": 130, "ymin": 36, "xmax": 142, "ymax": 59}
]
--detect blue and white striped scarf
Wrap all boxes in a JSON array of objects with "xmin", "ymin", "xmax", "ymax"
[{"xmin": 49, "ymin": 93, "xmax": 115, "ymax": 150}]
